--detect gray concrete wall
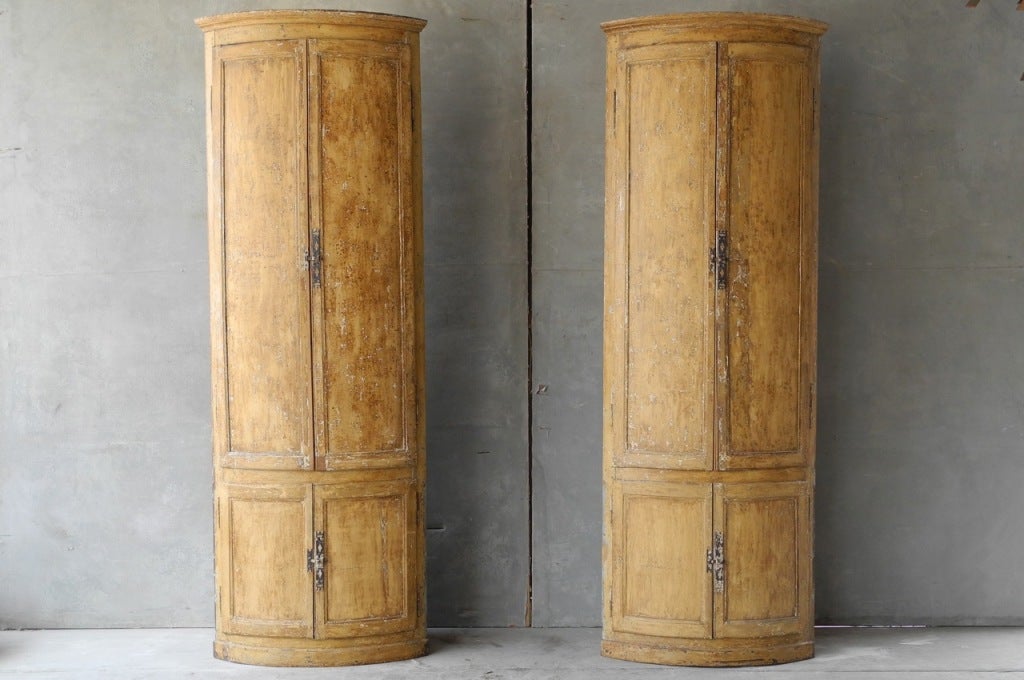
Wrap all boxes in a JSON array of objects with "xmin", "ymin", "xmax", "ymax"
[
  {"xmin": 531, "ymin": 0, "xmax": 1024, "ymax": 626},
  {"xmin": 0, "ymin": 0, "xmax": 528, "ymax": 628}
]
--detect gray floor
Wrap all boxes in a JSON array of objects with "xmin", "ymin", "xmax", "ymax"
[{"xmin": 2, "ymin": 627, "xmax": 1023, "ymax": 679}]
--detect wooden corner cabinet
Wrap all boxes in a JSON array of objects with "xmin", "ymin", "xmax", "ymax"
[
  {"xmin": 601, "ymin": 13, "xmax": 827, "ymax": 667},
  {"xmin": 197, "ymin": 10, "xmax": 426, "ymax": 667}
]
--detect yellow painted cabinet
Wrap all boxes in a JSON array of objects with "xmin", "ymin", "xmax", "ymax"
[
  {"xmin": 199, "ymin": 10, "xmax": 426, "ymax": 667},
  {"xmin": 602, "ymin": 13, "xmax": 826, "ymax": 667}
]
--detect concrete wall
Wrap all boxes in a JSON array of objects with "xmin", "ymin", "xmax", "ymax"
[
  {"xmin": 2, "ymin": 0, "xmax": 1023, "ymax": 629},
  {"xmin": 531, "ymin": 0, "xmax": 1024, "ymax": 626},
  {"xmin": 0, "ymin": 0, "xmax": 527, "ymax": 628}
]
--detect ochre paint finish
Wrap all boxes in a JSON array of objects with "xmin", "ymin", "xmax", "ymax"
[
  {"xmin": 609, "ymin": 480, "xmax": 713, "ymax": 639},
  {"xmin": 316, "ymin": 480, "xmax": 417, "ymax": 639},
  {"xmin": 199, "ymin": 10, "xmax": 426, "ymax": 667},
  {"xmin": 619, "ymin": 42, "xmax": 717, "ymax": 471},
  {"xmin": 216, "ymin": 481, "xmax": 314, "ymax": 639},
  {"xmin": 602, "ymin": 13, "xmax": 825, "ymax": 667},
  {"xmin": 215, "ymin": 39, "xmax": 313, "ymax": 470}
]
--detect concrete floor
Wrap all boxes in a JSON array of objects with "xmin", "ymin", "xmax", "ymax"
[{"xmin": 1, "ymin": 627, "xmax": 1023, "ymax": 679}]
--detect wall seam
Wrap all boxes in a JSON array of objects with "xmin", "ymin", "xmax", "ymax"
[{"xmin": 525, "ymin": 0, "xmax": 535, "ymax": 628}]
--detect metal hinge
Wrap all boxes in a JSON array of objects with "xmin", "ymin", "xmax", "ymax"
[
  {"xmin": 409, "ymin": 83, "xmax": 415, "ymax": 132},
  {"xmin": 307, "ymin": 531, "xmax": 325, "ymax": 591},
  {"xmin": 809, "ymin": 381, "xmax": 815, "ymax": 419},
  {"xmin": 306, "ymin": 229, "xmax": 322, "ymax": 287},
  {"xmin": 710, "ymin": 230, "xmax": 729, "ymax": 289},
  {"xmin": 706, "ymin": 531, "xmax": 725, "ymax": 592}
]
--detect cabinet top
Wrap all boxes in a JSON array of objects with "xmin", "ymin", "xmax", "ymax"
[
  {"xmin": 195, "ymin": 10, "xmax": 426, "ymax": 33},
  {"xmin": 601, "ymin": 12, "xmax": 827, "ymax": 37}
]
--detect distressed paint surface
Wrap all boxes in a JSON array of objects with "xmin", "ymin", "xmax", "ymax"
[
  {"xmin": 715, "ymin": 481, "xmax": 810, "ymax": 638},
  {"xmin": 724, "ymin": 44, "xmax": 808, "ymax": 462},
  {"xmin": 218, "ymin": 482, "xmax": 313, "ymax": 638},
  {"xmin": 317, "ymin": 480, "xmax": 416, "ymax": 637},
  {"xmin": 316, "ymin": 44, "xmax": 411, "ymax": 461},
  {"xmin": 611, "ymin": 480, "xmax": 713, "ymax": 638},
  {"xmin": 218, "ymin": 41, "xmax": 313, "ymax": 467},
  {"xmin": 622, "ymin": 45, "xmax": 716, "ymax": 465}
]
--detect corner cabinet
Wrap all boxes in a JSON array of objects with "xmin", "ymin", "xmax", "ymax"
[
  {"xmin": 197, "ymin": 10, "xmax": 426, "ymax": 667},
  {"xmin": 601, "ymin": 14, "xmax": 826, "ymax": 667}
]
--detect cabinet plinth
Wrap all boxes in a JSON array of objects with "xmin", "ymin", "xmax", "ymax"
[
  {"xmin": 602, "ymin": 13, "xmax": 826, "ymax": 667},
  {"xmin": 198, "ymin": 10, "xmax": 426, "ymax": 667}
]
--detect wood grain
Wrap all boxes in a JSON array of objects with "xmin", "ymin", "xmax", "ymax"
[{"xmin": 602, "ymin": 12, "xmax": 824, "ymax": 667}]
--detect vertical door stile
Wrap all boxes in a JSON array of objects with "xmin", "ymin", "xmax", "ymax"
[
  {"xmin": 711, "ymin": 482, "xmax": 723, "ymax": 636},
  {"xmin": 800, "ymin": 43, "xmax": 821, "ymax": 469},
  {"xmin": 307, "ymin": 38, "xmax": 328, "ymax": 472},
  {"xmin": 611, "ymin": 42, "xmax": 628, "ymax": 475},
  {"xmin": 209, "ymin": 42, "xmax": 228, "ymax": 468},
  {"xmin": 312, "ymin": 482, "xmax": 324, "ymax": 638},
  {"xmin": 713, "ymin": 43, "xmax": 730, "ymax": 473}
]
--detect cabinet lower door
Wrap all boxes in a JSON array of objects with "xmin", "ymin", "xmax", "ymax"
[
  {"xmin": 314, "ymin": 480, "xmax": 417, "ymax": 638},
  {"xmin": 608, "ymin": 479, "xmax": 713, "ymax": 638},
  {"xmin": 216, "ymin": 481, "xmax": 314, "ymax": 638},
  {"xmin": 714, "ymin": 482, "xmax": 811, "ymax": 638}
]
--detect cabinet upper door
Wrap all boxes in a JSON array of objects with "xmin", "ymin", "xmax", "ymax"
[
  {"xmin": 607, "ymin": 479, "xmax": 713, "ymax": 639},
  {"xmin": 315, "ymin": 479, "xmax": 418, "ymax": 639},
  {"xmin": 308, "ymin": 38, "xmax": 419, "ymax": 471},
  {"xmin": 718, "ymin": 42, "xmax": 816, "ymax": 470},
  {"xmin": 216, "ymin": 481, "xmax": 314, "ymax": 638},
  {"xmin": 606, "ymin": 42, "xmax": 717, "ymax": 471},
  {"xmin": 713, "ymin": 482, "xmax": 812, "ymax": 639},
  {"xmin": 210, "ymin": 40, "xmax": 314, "ymax": 470}
]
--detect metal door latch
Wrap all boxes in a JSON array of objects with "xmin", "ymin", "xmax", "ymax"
[
  {"xmin": 307, "ymin": 531, "xmax": 325, "ymax": 591},
  {"xmin": 706, "ymin": 531, "xmax": 725, "ymax": 592}
]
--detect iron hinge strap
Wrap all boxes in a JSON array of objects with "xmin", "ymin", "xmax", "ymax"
[
  {"xmin": 706, "ymin": 530, "xmax": 725, "ymax": 592},
  {"xmin": 306, "ymin": 229, "xmax": 322, "ymax": 288},
  {"xmin": 307, "ymin": 531, "xmax": 325, "ymax": 591},
  {"xmin": 715, "ymin": 230, "xmax": 729, "ymax": 290}
]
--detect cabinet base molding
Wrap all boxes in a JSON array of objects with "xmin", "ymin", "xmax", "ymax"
[
  {"xmin": 601, "ymin": 639, "xmax": 813, "ymax": 667},
  {"xmin": 214, "ymin": 637, "xmax": 426, "ymax": 667}
]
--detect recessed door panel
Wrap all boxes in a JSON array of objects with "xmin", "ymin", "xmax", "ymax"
[
  {"xmin": 612, "ymin": 43, "xmax": 717, "ymax": 470},
  {"xmin": 315, "ymin": 480, "xmax": 416, "ymax": 638},
  {"xmin": 217, "ymin": 481, "xmax": 313, "ymax": 638},
  {"xmin": 721, "ymin": 42, "xmax": 813, "ymax": 469},
  {"xmin": 214, "ymin": 40, "xmax": 313, "ymax": 469},
  {"xmin": 309, "ymin": 39, "xmax": 415, "ymax": 469},
  {"xmin": 714, "ymin": 481, "xmax": 811, "ymax": 639},
  {"xmin": 609, "ymin": 479, "xmax": 713, "ymax": 638}
]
